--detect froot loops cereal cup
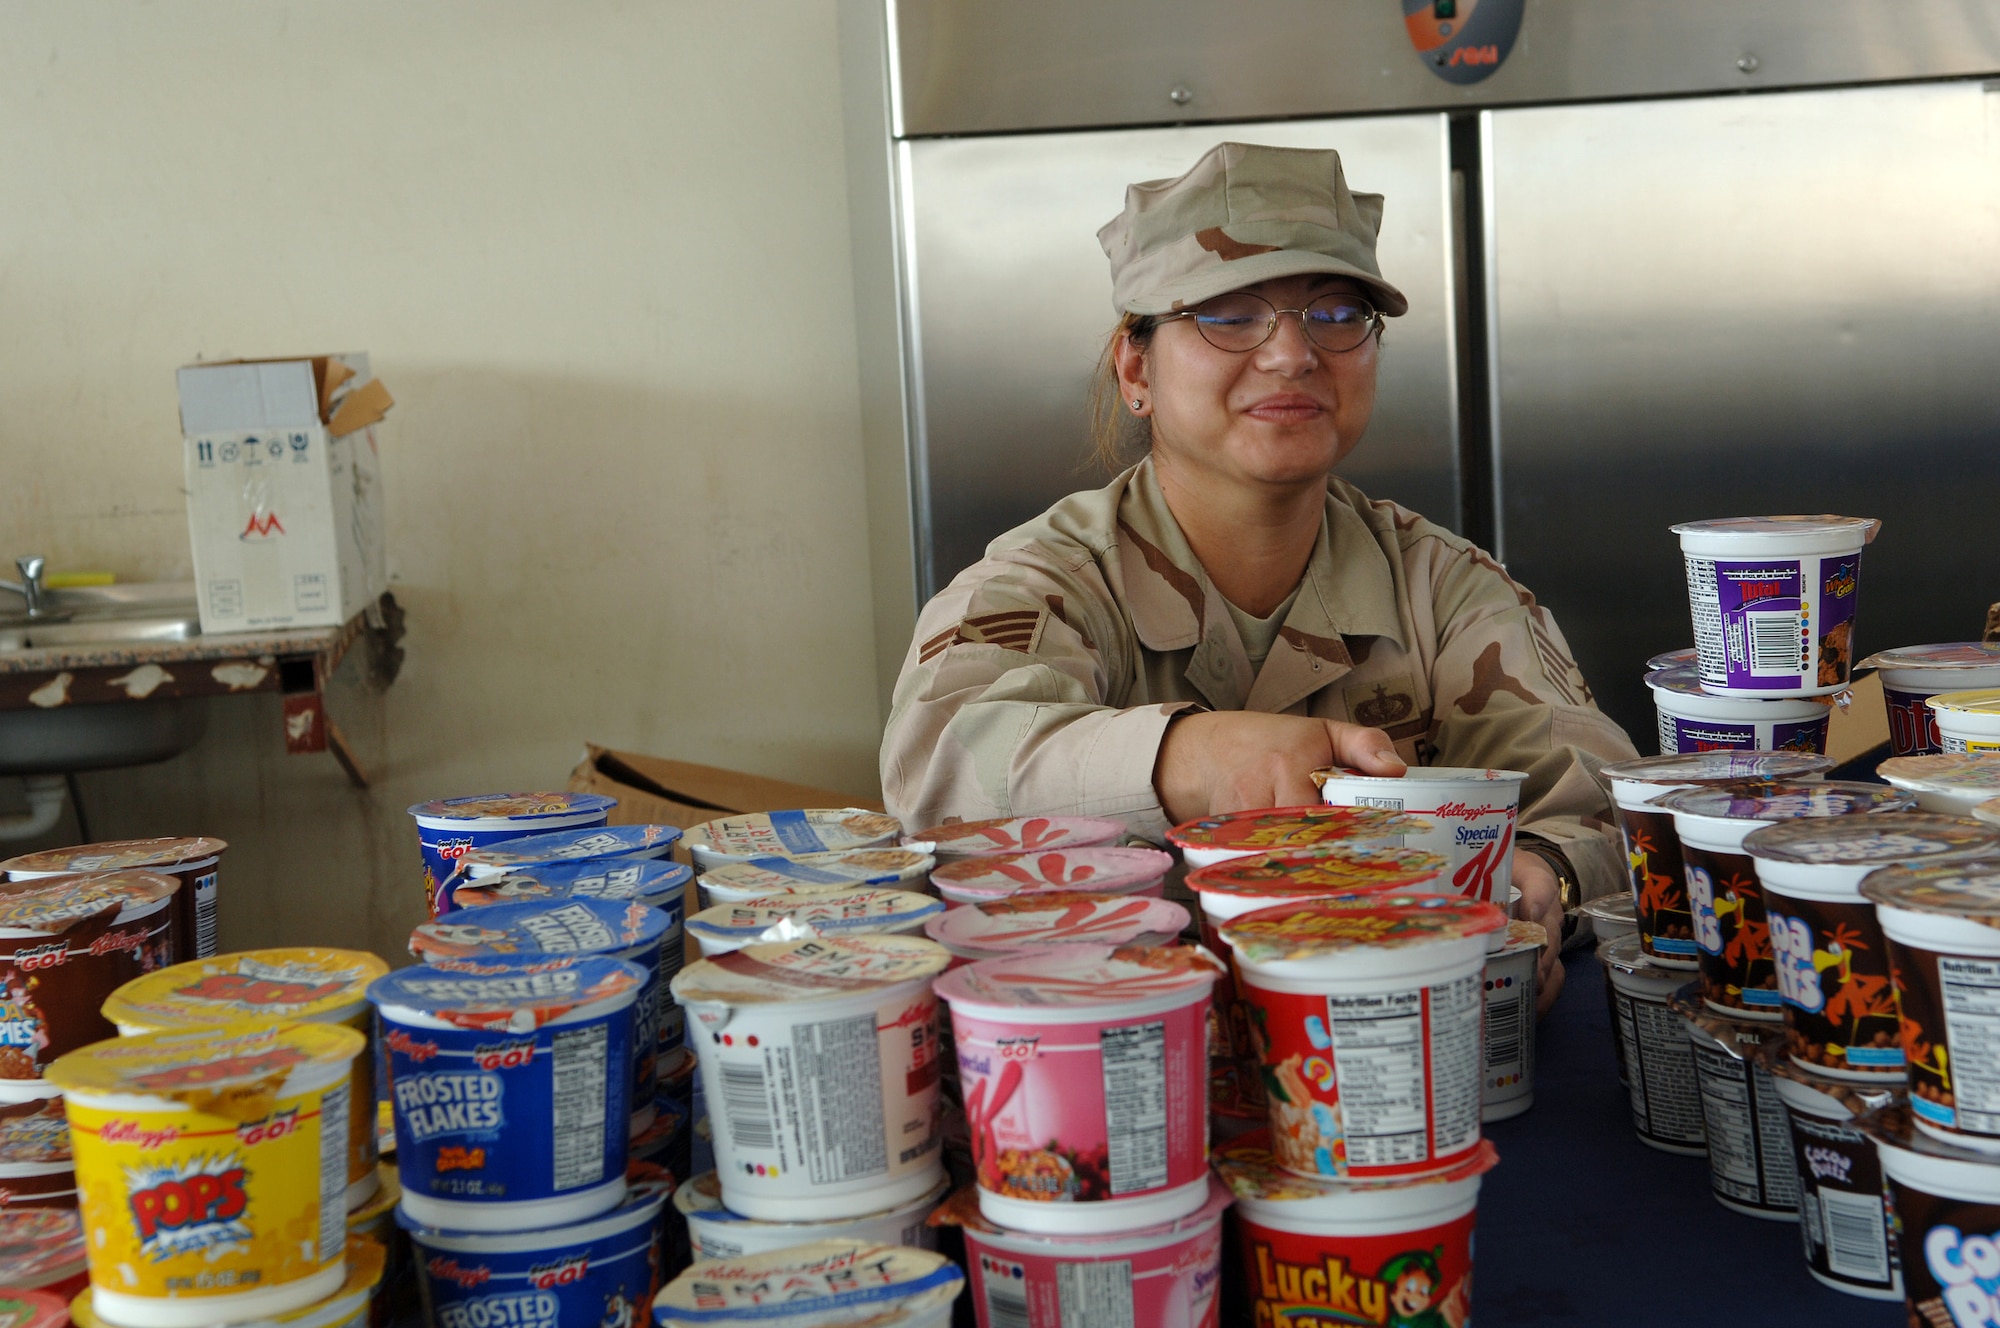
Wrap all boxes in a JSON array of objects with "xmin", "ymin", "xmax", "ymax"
[
  {"xmin": 455, "ymin": 824, "xmax": 683, "ymax": 883},
  {"xmin": 451, "ymin": 857, "xmax": 691, "ymax": 914},
  {"xmin": 0, "ymin": 1209, "xmax": 87, "ymax": 1296},
  {"xmin": 670, "ymin": 934, "xmax": 950, "ymax": 1222},
  {"xmin": 934, "ymin": 944, "xmax": 1221, "ymax": 1233},
  {"xmin": 923, "ymin": 893, "xmax": 1189, "ymax": 967},
  {"xmin": 652, "ymin": 1241, "xmax": 964, "ymax": 1328},
  {"xmin": 1861, "ymin": 643, "xmax": 2000, "ymax": 756},
  {"xmin": 906, "ymin": 816, "xmax": 1124, "ymax": 860},
  {"xmin": 929, "ymin": 846, "xmax": 1173, "ymax": 908},
  {"xmin": 1768, "ymin": 1060, "xmax": 1902, "ymax": 1299},
  {"xmin": 370, "ymin": 954, "xmax": 645, "ymax": 1232},
  {"xmin": 69, "ymin": 1237, "xmax": 385, "ymax": 1328},
  {"xmin": 48, "ymin": 1022, "xmax": 364, "ymax": 1327},
  {"xmin": 1221, "ymin": 895, "xmax": 1504, "ymax": 1181},
  {"xmin": 1313, "ymin": 766, "xmax": 1530, "ymax": 903},
  {"xmin": 1864, "ymin": 1102, "xmax": 2000, "ymax": 1328},
  {"xmin": 673, "ymin": 1169, "xmax": 947, "ymax": 1262},
  {"xmin": 407, "ymin": 793, "xmax": 616, "ymax": 917},
  {"xmin": 1670, "ymin": 515, "xmax": 1877, "ymax": 697},
  {"xmin": 1646, "ymin": 664, "xmax": 1831, "ymax": 755},
  {"xmin": 1599, "ymin": 935, "xmax": 1706, "ymax": 1155},
  {"xmin": 687, "ymin": 889, "xmax": 943, "ymax": 957},
  {"xmin": 681, "ymin": 810, "xmax": 903, "ymax": 874},
  {"xmin": 1167, "ymin": 806, "xmax": 1429, "ymax": 871},
  {"xmin": 0, "ymin": 1096, "xmax": 73, "ymax": 1210},
  {"xmin": 2, "ymin": 838, "xmax": 227, "ymax": 964},
  {"xmin": 1880, "ymin": 753, "xmax": 2000, "ymax": 817},
  {"xmin": 102, "ymin": 948, "xmax": 392, "ymax": 1209},
  {"xmin": 1668, "ymin": 993, "xmax": 1798, "ymax": 1220},
  {"xmin": 694, "ymin": 849, "xmax": 936, "ymax": 907},
  {"xmin": 1213, "ymin": 1131, "xmax": 1493, "ymax": 1328}
]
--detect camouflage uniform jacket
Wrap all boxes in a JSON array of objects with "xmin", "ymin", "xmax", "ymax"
[{"xmin": 881, "ymin": 456, "xmax": 1639, "ymax": 901}]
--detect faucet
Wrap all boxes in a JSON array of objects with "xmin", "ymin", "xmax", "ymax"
[{"xmin": 0, "ymin": 556, "xmax": 49, "ymax": 619}]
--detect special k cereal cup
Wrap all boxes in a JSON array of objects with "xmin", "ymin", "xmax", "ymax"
[
  {"xmin": 47, "ymin": 1023, "xmax": 365, "ymax": 1328},
  {"xmin": 1312, "ymin": 767, "xmax": 1529, "ymax": 904},
  {"xmin": 922, "ymin": 894, "xmax": 1189, "ymax": 968},
  {"xmin": 406, "ymin": 793, "xmax": 616, "ymax": 917},
  {"xmin": 907, "ymin": 816, "xmax": 1125, "ymax": 860},
  {"xmin": 930, "ymin": 846, "xmax": 1173, "ymax": 909},
  {"xmin": 1167, "ymin": 807, "xmax": 1430, "ymax": 871}
]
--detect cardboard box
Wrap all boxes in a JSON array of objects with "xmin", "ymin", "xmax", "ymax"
[
  {"xmin": 177, "ymin": 354, "xmax": 392, "ymax": 634},
  {"xmin": 568, "ymin": 744, "xmax": 886, "ymax": 829}
]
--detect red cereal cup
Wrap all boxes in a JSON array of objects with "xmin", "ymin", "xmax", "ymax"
[{"xmin": 922, "ymin": 892, "xmax": 1188, "ymax": 967}]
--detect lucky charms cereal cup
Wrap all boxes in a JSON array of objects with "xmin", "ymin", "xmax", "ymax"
[
  {"xmin": 1930, "ymin": 688, "xmax": 2000, "ymax": 755},
  {"xmin": 406, "ymin": 793, "xmax": 616, "ymax": 917},
  {"xmin": 941, "ymin": 1178, "xmax": 1229, "ymax": 1328},
  {"xmin": 1861, "ymin": 643, "xmax": 2000, "ymax": 756},
  {"xmin": 681, "ymin": 810, "xmax": 904, "ymax": 874},
  {"xmin": 1863, "ymin": 1102, "xmax": 2000, "ymax": 1328},
  {"xmin": 1667, "ymin": 991, "xmax": 1799, "ymax": 1220},
  {"xmin": 455, "ymin": 824, "xmax": 683, "ymax": 883},
  {"xmin": 1312, "ymin": 767, "xmax": 1529, "ymax": 904},
  {"xmin": 1221, "ymin": 895, "xmax": 1505, "ymax": 1181},
  {"xmin": 1482, "ymin": 920, "xmax": 1546, "ymax": 1123},
  {"xmin": 673, "ymin": 1169, "xmax": 947, "ymax": 1262},
  {"xmin": 1646, "ymin": 664, "xmax": 1830, "ymax": 755},
  {"xmin": 934, "ymin": 944, "xmax": 1221, "ymax": 1233},
  {"xmin": 0, "ymin": 1209, "xmax": 87, "ymax": 1297},
  {"xmin": 1213, "ymin": 1131, "xmax": 1493, "ymax": 1328},
  {"xmin": 1600, "ymin": 935, "xmax": 1706, "ymax": 1155},
  {"xmin": 1768, "ymin": 1061, "xmax": 1903, "ymax": 1299},
  {"xmin": 48, "ymin": 1022, "xmax": 364, "ymax": 1327},
  {"xmin": 370, "ymin": 954, "xmax": 645, "ymax": 1232},
  {"xmin": 670, "ymin": 935, "xmax": 950, "ymax": 1222},
  {"xmin": 102, "ymin": 947, "xmax": 393, "ymax": 1209},
  {"xmin": 0, "ymin": 872, "xmax": 178, "ymax": 1079},
  {"xmin": 906, "ymin": 816, "xmax": 1124, "ymax": 860},
  {"xmin": 694, "ymin": 849, "xmax": 936, "ymax": 907},
  {"xmin": 930, "ymin": 846, "xmax": 1173, "ymax": 908},
  {"xmin": 2, "ymin": 838, "xmax": 227, "ymax": 965},
  {"xmin": 1879, "ymin": 753, "xmax": 2000, "ymax": 817},
  {"xmin": 922, "ymin": 893, "xmax": 1189, "ymax": 967},
  {"xmin": 652, "ymin": 1241, "xmax": 964, "ymax": 1328},
  {"xmin": 1670, "ymin": 515, "xmax": 1877, "ymax": 696},
  {"xmin": 1166, "ymin": 806, "xmax": 1429, "ymax": 870},
  {"xmin": 687, "ymin": 889, "xmax": 942, "ymax": 958},
  {"xmin": 0, "ymin": 1095, "xmax": 73, "ymax": 1210},
  {"xmin": 69, "ymin": 1238, "xmax": 387, "ymax": 1328}
]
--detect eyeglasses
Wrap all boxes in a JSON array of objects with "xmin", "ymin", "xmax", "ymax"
[{"xmin": 1160, "ymin": 291, "xmax": 1383, "ymax": 355}]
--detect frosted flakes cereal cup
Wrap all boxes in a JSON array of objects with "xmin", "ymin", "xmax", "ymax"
[
  {"xmin": 907, "ymin": 816, "xmax": 1124, "ymax": 860},
  {"xmin": 1879, "ymin": 754, "xmax": 2000, "ymax": 817},
  {"xmin": 930, "ymin": 846, "xmax": 1173, "ymax": 909},
  {"xmin": 1768, "ymin": 1059, "xmax": 1903, "ymax": 1299},
  {"xmin": 934, "ymin": 944, "xmax": 1222, "ymax": 1233},
  {"xmin": 0, "ymin": 1209, "xmax": 86, "ymax": 1296},
  {"xmin": 1599, "ymin": 935, "xmax": 1707, "ymax": 1154},
  {"xmin": 1668, "ymin": 994, "xmax": 1798, "ymax": 1220},
  {"xmin": 682, "ymin": 810, "xmax": 903, "ymax": 874},
  {"xmin": 1865, "ymin": 1102, "xmax": 2000, "ymax": 1328},
  {"xmin": 1482, "ymin": 921, "xmax": 1545, "ymax": 1123},
  {"xmin": 694, "ymin": 849, "xmax": 935, "ymax": 907},
  {"xmin": 455, "ymin": 824, "xmax": 682, "ymax": 883},
  {"xmin": 1646, "ymin": 664, "xmax": 1831, "ymax": 755},
  {"xmin": 1222, "ymin": 895, "xmax": 1505, "ymax": 1181},
  {"xmin": 1671, "ymin": 515, "xmax": 1877, "ymax": 697},
  {"xmin": 688, "ymin": 889, "xmax": 942, "ymax": 957},
  {"xmin": 103, "ymin": 948, "xmax": 392, "ymax": 1209},
  {"xmin": 1166, "ymin": 806, "xmax": 1429, "ymax": 871},
  {"xmin": 47, "ymin": 1023, "xmax": 364, "ymax": 1327},
  {"xmin": 1926, "ymin": 689, "xmax": 2000, "ymax": 755},
  {"xmin": 0, "ymin": 1095, "xmax": 73, "ymax": 1210},
  {"xmin": 1214, "ymin": 1131, "xmax": 1493, "ymax": 1328},
  {"xmin": 0, "ymin": 872, "xmax": 178, "ymax": 1079},
  {"xmin": 674, "ymin": 1169, "xmax": 946, "ymax": 1262},
  {"xmin": 2, "ymin": 838, "xmax": 226, "ymax": 965},
  {"xmin": 670, "ymin": 935, "xmax": 949, "ymax": 1222},
  {"xmin": 922, "ymin": 893, "xmax": 1189, "ymax": 967},
  {"xmin": 370, "ymin": 954, "xmax": 646, "ymax": 1232},
  {"xmin": 70, "ymin": 1237, "xmax": 384, "ymax": 1328},
  {"xmin": 451, "ymin": 857, "xmax": 690, "ymax": 913},
  {"xmin": 1311, "ymin": 767, "xmax": 1528, "ymax": 903},
  {"xmin": 652, "ymin": 1240, "xmax": 964, "ymax": 1328},
  {"xmin": 1861, "ymin": 644, "xmax": 2000, "ymax": 756},
  {"xmin": 407, "ymin": 793, "xmax": 615, "ymax": 918}
]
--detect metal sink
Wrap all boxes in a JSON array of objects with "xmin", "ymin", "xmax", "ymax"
[{"xmin": 0, "ymin": 582, "xmax": 201, "ymax": 652}]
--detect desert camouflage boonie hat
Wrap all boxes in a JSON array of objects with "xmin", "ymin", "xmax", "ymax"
[{"xmin": 1098, "ymin": 141, "xmax": 1408, "ymax": 318}]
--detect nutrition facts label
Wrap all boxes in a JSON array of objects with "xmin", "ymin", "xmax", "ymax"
[
  {"xmin": 1684, "ymin": 557, "xmax": 1726, "ymax": 685},
  {"xmin": 1101, "ymin": 1021, "xmax": 1168, "ymax": 1196},
  {"xmin": 550, "ymin": 1024, "xmax": 609, "ymax": 1190},
  {"xmin": 1941, "ymin": 956, "xmax": 2000, "ymax": 1133},
  {"xmin": 1691, "ymin": 1042, "xmax": 1795, "ymax": 1207},
  {"xmin": 1329, "ymin": 974, "xmax": 1480, "ymax": 1167},
  {"xmin": 786, "ymin": 1011, "xmax": 887, "ymax": 1185},
  {"xmin": 316, "ymin": 1080, "xmax": 350, "ymax": 1263},
  {"xmin": 1056, "ymin": 1259, "xmax": 1133, "ymax": 1328},
  {"xmin": 1619, "ymin": 994, "xmax": 1705, "ymax": 1145}
]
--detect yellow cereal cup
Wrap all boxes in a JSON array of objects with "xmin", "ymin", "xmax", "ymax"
[
  {"xmin": 69, "ymin": 1236, "xmax": 385, "ymax": 1328},
  {"xmin": 47, "ymin": 1023, "xmax": 364, "ymax": 1328},
  {"xmin": 101, "ymin": 949, "xmax": 390, "ymax": 1210}
]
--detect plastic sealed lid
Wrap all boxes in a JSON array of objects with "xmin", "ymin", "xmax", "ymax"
[
  {"xmin": 1580, "ymin": 893, "xmax": 1636, "ymax": 925},
  {"xmin": 1979, "ymin": 799, "xmax": 2000, "ymax": 829},
  {"xmin": 653, "ymin": 1240, "xmax": 964, "ymax": 1327},
  {"xmin": 0, "ymin": 871, "xmax": 177, "ymax": 933},
  {"xmin": 45, "ymin": 1022, "xmax": 363, "ymax": 1114},
  {"xmin": 1599, "ymin": 751, "xmax": 1836, "ymax": 785},
  {"xmin": 0, "ymin": 1210, "xmax": 82, "ymax": 1288},
  {"xmin": 1878, "ymin": 754, "xmax": 2000, "ymax": 793},
  {"xmin": 457, "ymin": 823, "xmax": 682, "ymax": 875},
  {"xmin": 1654, "ymin": 779, "xmax": 1913, "ymax": 822},
  {"xmin": 1498, "ymin": 918, "xmax": 1550, "ymax": 956},
  {"xmin": 924, "ymin": 893, "xmax": 1189, "ymax": 954},
  {"xmin": 1928, "ymin": 688, "xmax": 2000, "ymax": 717},
  {"xmin": 932, "ymin": 943, "xmax": 1222, "ymax": 1010},
  {"xmin": 1669, "ymin": 515, "xmax": 1880, "ymax": 539},
  {"xmin": 685, "ymin": 810, "xmax": 903, "ymax": 860},
  {"xmin": 453, "ymin": 858, "xmax": 691, "ymax": 908},
  {"xmin": 908, "ymin": 816, "xmax": 1125, "ymax": 857},
  {"xmin": 0, "ymin": 1100, "xmax": 69, "ymax": 1165},
  {"xmin": 405, "ymin": 792, "xmax": 616, "ymax": 821},
  {"xmin": 930, "ymin": 846, "xmax": 1172, "ymax": 897},
  {"xmin": 103, "ymin": 948, "xmax": 390, "ymax": 1031},
  {"xmin": 1599, "ymin": 932, "xmax": 1679, "ymax": 977},
  {"xmin": 408, "ymin": 897, "xmax": 668, "ymax": 961},
  {"xmin": 1741, "ymin": 812, "xmax": 2000, "ymax": 865},
  {"xmin": 1166, "ymin": 805, "xmax": 1431, "ymax": 853},
  {"xmin": 1859, "ymin": 642, "xmax": 2000, "ymax": 672},
  {"xmin": 697, "ymin": 849, "xmax": 935, "ymax": 894},
  {"xmin": 368, "ymin": 954, "xmax": 647, "ymax": 1030},
  {"xmin": 1213, "ymin": 1131, "xmax": 1497, "ymax": 1203},
  {"xmin": 1220, "ymin": 895, "xmax": 1506, "ymax": 965},
  {"xmin": 0, "ymin": 837, "xmax": 226, "ymax": 876},
  {"xmin": 686, "ymin": 890, "xmax": 943, "ymax": 946},
  {"xmin": 1186, "ymin": 845, "xmax": 1448, "ymax": 902},
  {"xmin": 670, "ymin": 934, "xmax": 949, "ymax": 1006},
  {"xmin": 1646, "ymin": 647, "xmax": 1698, "ymax": 672},
  {"xmin": 1861, "ymin": 859, "xmax": 2000, "ymax": 918},
  {"xmin": 0, "ymin": 1289, "xmax": 68, "ymax": 1328}
]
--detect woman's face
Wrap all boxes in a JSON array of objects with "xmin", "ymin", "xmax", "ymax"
[{"xmin": 1118, "ymin": 274, "xmax": 1381, "ymax": 490}]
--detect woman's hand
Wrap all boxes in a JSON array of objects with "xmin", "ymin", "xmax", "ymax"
[
  {"xmin": 1510, "ymin": 848, "xmax": 1566, "ymax": 1016},
  {"xmin": 1154, "ymin": 711, "xmax": 1406, "ymax": 824}
]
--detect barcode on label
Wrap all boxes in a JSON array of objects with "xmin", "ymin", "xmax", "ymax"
[
  {"xmin": 1486, "ymin": 989, "xmax": 1523, "ymax": 1071},
  {"xmin": 983, "ymin": 1280, "xmax": 1030, "ymax": 1328},
  {"xmin": 719, "ymin": 1061, "xmax": 775, "ymax": 1152},
  {"xmin": 195, "ymin": 872, "xmax": 219, "ymax": 958},
  {"xmin": 1821, "ymin": 1189, "xmax": 1891, "ymax": 1283},
  {"xmin": 1747, "ymin": 610, "xmax": 1804, "ymax": 676}
]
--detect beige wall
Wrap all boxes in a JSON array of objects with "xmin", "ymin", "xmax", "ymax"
[{"xmin": 0, "ymin": 2, "xmax": 888, "ymax": 957}]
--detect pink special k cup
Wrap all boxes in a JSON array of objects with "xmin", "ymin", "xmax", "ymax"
[
  {"xmin": 929, "ymin": 846, "xmax": 1173, "ymax": 909},
  {"xmin": 922, "ymin": 892, "xmax": 1190, "ymax": 968},
  {"xmin": 935, "ymin": 944, "xmax": 1223, "ymax": 1235},
  {"xmin": 1166, "ymin": 807, "xmax": 1431, "ymax": 871},
  {"xmin": 1311, "ymin": 767, "xmax": 1529, "ymax": 904},
  {"xmin": 907, "ymin": 815, "xmax": 1126, "ymax": 860}
]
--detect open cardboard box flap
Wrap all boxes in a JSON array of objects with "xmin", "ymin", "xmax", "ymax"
[{"xmin": 568, "ymin": 743, "xmax": 885, "ymax": 830}]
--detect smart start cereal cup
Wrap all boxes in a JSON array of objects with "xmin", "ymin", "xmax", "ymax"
[
  {"xmin": 0, "ymin": 1209, "xmax": 86, "ymax": 1297},
  {"xmin": 2, "ymin": 838, "xmax": 226, "ymax": 964},
  {"xmin": 1312, "ymin": 767, "xmax": 1529, "ymax": 904},
  {"xmin": 652, "ymin": 1241, "xmax": 964, "ymax": 1328},
  {"xmin": 907, "ymin": 816, "xmax": 1125, "ymax": 860},
  {"xmin": 1222, "ymin": 895, "xmax": 1505, "ymax": 1181},
  {"xmin": 1667, "ymin": 991, "xmax": 1799, "ymax": 1220},
  {"xmin": 681, "ymin": 810, "xmax": 903, "ymax": 874},
  {"xmin": 1865, "ymin": 1103, "xmax": 2000, "ymax": 1328},
  {"xmin": 694, "ymin": 849, "xmax": 936, "ymax": 907},
  {"xmin": 1167, "ymin": 807, "xmax": 1430, "ymax": 871},
  {"xmin": 1214, "ymin": 1131, "xmax": 1492, "ymax": 1328},
  {"xmin": 1671, "ymin": 515, "xmax": 1877, "ymax": 697},
  {"xmin": 1646, "ymin": 664, "xmax": 1831, "ymax": 755},
  {"xmin": 933, "ymin": 944, "xmax": 1222, "ymax": 1233},
  {"xmin": 0, "ymin": 1290, "xmax": 68, "ymax": 1328},
  {"xmin": 369, "ymin": 954, "xmax": 645, "ymax": 1232},
  {"xmin": 944, "ymin": 1178, "xmax": 1228, "ymax": 1328},
  {"xmin": 407, "ymin": 1171, "xmax": 672, "ymax": 1328},
  {"xmin": 0, "ymin": 1096, "xmax": 73, "ymax": 1210},
  {"xmin": 930, "ymin": 846, "xmax": 1173, "ymax": 908},
  {"xmin": 48, "ymin": 1023, "xmax": 364, "ymax": 1327},
  {"xmin": 687, "ymin": 889, "xmax": 943, "ymax": 958},
  {"xmin": 1600, "ymin": 935, "xmax": 1706, "ymax": 1154},
  {"xmin": 1861, "ymin": 644, "xmax": 2000, "ymax": 756},
  {"xmin": 102, "ymin": 948, "xmax": 392, "ymax": 1209},
  {"xmin": 1482, "ymin": 921, "xmax": 1545, "ymax": 1123},
  {"xmin": 69, "ymin": 1238, "xmax": 386, "ymax": 1328},
  {"xmin": 452, "ymin": 857, "xmax": 691, "ymax": 915},
  {"xmin": 670, "ymin": 934, "xmax": 949, "ymax": 1222},
  {"xmin": 1768, "ymin": 1062, "xmax": 1903, "ymax": 1299},
  {"xmin": 456, "ymin": 824, "xmax": 683, "ymax": 883},
  {"xmin": 673, "ymin": 1169, "xmax": 947, "ymax": 1262},
  {"xmin": 0, "ymin": 872, "xmax": 178, "ymax": 1079},
  {"xmin": 407, "ymin": 793, "xmax": 616, "ymax": 917},
  {"xmin": 1660, "ymin": 780, "xmax": 1922, "ymax": 1022},
  {"xmin": 1878, "ymin": 754, "xmax": 2000, "ymax": 816},
  {"xmin": 923, "ymin": 894, "xmax": 1190, "ymax": 967}
]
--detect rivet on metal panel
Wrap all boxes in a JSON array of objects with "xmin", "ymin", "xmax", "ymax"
[
  {"xmin": 1736, "ymin": 54, "xmax": 1760, "ymax": 74},
  {"xmin": 1169, "ymin": 85, "xmax": 1193, "ymax": 106}
]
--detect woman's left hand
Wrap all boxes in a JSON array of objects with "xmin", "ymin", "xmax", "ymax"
[{"xmin": 1510, "ymin": 848, "xmax": 1566, "ymax": 1016}]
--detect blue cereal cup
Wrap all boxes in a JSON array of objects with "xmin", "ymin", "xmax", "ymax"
[{"xmin": 407, "ymin": 794, "xmax": 617, "ymax": 917}]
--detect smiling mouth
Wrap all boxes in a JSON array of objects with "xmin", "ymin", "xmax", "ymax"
[{"xmin": 1245, "ymin": 396, "xmax": 1326, "ymax": 422}]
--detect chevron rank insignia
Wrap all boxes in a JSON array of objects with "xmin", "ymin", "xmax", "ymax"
[{"xmin": 919, "ymin": 609, "xmax": 1047, "ymax": 664}]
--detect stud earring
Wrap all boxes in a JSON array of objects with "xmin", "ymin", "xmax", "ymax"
[{"xmin": 1131, "ymin": 398, "xmax": 1144, "ymax": 411}]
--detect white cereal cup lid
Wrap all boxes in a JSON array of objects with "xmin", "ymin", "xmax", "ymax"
[{"xmin": 652, "ymin": 1240, "xmax": 963, "ymax": 1326}]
